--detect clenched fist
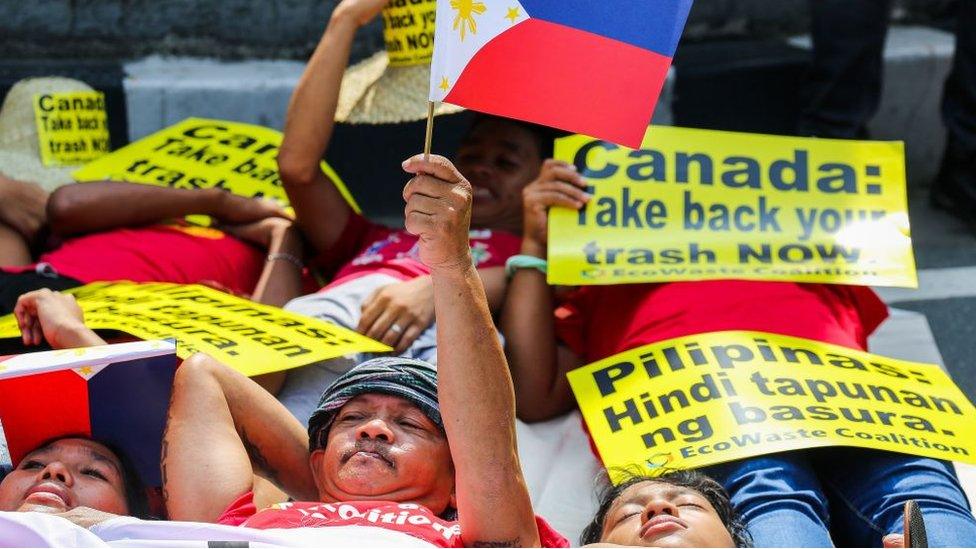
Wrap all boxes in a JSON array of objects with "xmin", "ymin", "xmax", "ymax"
[{"xmin": 402, "ymin": 154, "xmax": 473, "ymax": 274}]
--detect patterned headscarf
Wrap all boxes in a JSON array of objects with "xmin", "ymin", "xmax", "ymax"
[{"xmin": 307, "ymin": 357, "xmax": 441, "ymax": 450}]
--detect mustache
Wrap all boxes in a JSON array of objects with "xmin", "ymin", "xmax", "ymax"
[{"xmin": 341, "ymin": 439, "xmax": 395, "ymax": 469}]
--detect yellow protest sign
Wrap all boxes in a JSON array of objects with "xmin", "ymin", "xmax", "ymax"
[
  {"xmin": 72, "ymin": 118, "xmax": 360, "ymax": 214},
  {"xmin": 383, "ymin": 0, "xmax": 436, "ymax": 67},
  {"xmin": 548, "ymin": 126, "xmax": 917, "ymax": 288},
  {"xmin": 33, "ymin": 91, "xmax": 110, "ymax": 166},
  {"xmin": 0, "ymin": 282, "xmax": 390, "ymax": 377},
  {"xmin": 568, "ymin": 331, "xmax": 976, "ymax": 483}
]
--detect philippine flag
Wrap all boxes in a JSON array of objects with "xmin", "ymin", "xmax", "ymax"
[
  {"xmin": 0, "ymin": 340, "xmax": 177, "ymax": 486},
  {"xmin": 429, "ymin": 0, "xmax": 693, "ymax": 148}
]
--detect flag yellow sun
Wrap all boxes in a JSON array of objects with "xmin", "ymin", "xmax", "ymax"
[{"xmin": 451, "ymin": 0, "xmax": 487, "ymax": 41}]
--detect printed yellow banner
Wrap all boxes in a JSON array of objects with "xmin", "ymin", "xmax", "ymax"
[
  {"xmin": 548, "ymin": 126, "xmax": 917, "ymax": 288},
  {"xmin": 384, "ymin": 0, "xmax": 436, "ymax": 67},
  {"xmin": 72, "ymin": 117, "xmax": 361, "ymax": 215},
  {"xmin": 568, "ymin": 331, "xmax": 976, "ymax": 483},
  {"xmin": 0, "ymin": 282, "xmax": 390, "ymax": 377},
  {"xmin": 34, "ymin": 91, "xmax": 110, "ymax": 166}
]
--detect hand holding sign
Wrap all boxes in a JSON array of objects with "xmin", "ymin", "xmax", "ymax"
[
  {"xmin": 402, "ymin": 154, "xmax": 473, "ymax": 273},
  {"xmin": 522, "ymin": 159, "xmax": 590, "ymax": 253}
]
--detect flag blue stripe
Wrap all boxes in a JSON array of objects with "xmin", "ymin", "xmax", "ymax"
[
  {"xmin": 88, "ymin": 354, "xmax": 177, "ymax": 486},
  {"xmin": 518, "ymin": 0, "xmax": 693, "ymax": 56}
]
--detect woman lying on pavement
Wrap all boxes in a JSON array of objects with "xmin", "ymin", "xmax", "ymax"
[{"xmin": 501, "ymin": 159, "xmax": 976, "ymax": 547}]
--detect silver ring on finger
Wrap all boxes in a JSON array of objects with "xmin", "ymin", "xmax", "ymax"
[{"xmin": 390, "ymin": 323, "xmax": 404, "ymax": 334}]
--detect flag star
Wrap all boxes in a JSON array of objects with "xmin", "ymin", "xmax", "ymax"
[
  {"xmin": 440, "ymin": 77, "xmax": 451, "ymax": 91},
  {"xmin": 78, "ymin": 366, "xmax": 93, "ymax": 375},
  {"xmin": 505, "ymin": 6, "xmax": 521, "ymax": 24}
]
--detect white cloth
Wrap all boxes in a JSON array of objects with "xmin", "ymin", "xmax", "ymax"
[{"xmin": 0, "ymin": 512, "xmax": 435, "ymax": 547}]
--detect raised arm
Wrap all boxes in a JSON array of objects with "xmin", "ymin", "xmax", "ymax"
[
  {"xmin": 162, "ymin": 353, "xmax": 318, "ymax": 522},
  {"xmin": 501, "ymin": 159, "xmax": 589, "ymax": 422},
  {"xmin": 47, "ymin": 181, "xmax": 286, "ymax": 237},
  {"xmin": 402, "ymin": 154, "xmax": 539, "ymax": 547},
  {"xmin": 278, "ymin": 0, "xmax": 388, "ymax": 255}
]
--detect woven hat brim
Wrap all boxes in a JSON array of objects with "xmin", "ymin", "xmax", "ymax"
[
  {"xmin": 0, "ymin": 77, "xmax": 96, "ymax": 191},
  {"xmin": 336, "ymin": 51, "xmax": 464, "ymax": 125},
  {"xmin": 0, "ymin": 150, "xmax": 76, "ymax": 191}
]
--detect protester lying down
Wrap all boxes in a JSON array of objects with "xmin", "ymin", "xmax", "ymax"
[{"xmin": 0, "ymin": 154, "xmax": 569, "ymax": 548}]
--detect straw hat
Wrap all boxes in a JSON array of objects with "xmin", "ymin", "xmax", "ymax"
[
  {"xmin": 0, "ymin": 77, "xmax": 96, "ymax": 191},
  {"xmin": 336, "ymin": 50, "xmax": 464, "ymax": 124}
]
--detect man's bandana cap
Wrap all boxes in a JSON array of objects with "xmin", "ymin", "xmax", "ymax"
[{"xmin": 307, "ymin": 357, "xmax": 441, "ymax": 450}]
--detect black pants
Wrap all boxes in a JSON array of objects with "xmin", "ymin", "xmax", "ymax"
[
  {"xmin": 798, "ymin": 0, "xmax": 976, "ymax": 158},
  {"xmin": 0, "ymin": 270, "xmax": 82, "ymax": 316}
]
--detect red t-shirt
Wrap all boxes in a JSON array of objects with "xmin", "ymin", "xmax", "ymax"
[
  {"xmin": 27, "ymin": 224, "xmax": 264, "ymax": 296},
  {"xmin": 555, "ymin": 280, "xmax": 888, "ymax": 362},
  {"xmin": 217, "ymin": 492, "xmax": 569, "ymax": 548},
  {"xmin": 319, "ymin": 214, "xmax": 521, "ymax": 289}
]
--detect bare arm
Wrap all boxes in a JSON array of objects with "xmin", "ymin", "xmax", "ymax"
[
  {"xmin": 47, "ymin": 182, "xmax": 286, "ymax": 237},
  {"xmin": 222, "ymin": 217, "xmax": 307, "ymax": 395},
  {"xmin": 403, "ymin": 154, "xmax": 539, "ymax": 547},
  {"xmin": 278, "ymin": 0, "xmax": 388, "ymax": 255},
  {"xmin": 501, "ymin": 159, "xmax": 591, "ymax": 422},
  {"xmin": 162, "ymin": 353, "xmax": 317, "ymax": 522}
]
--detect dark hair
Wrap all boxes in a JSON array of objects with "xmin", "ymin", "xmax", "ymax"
[
  {"xmin": 466, "ymin": 113, "xmax": 567, "ymax": 160},
  {"xmin": 580, "ymin": 468, "xmax": 752, "ymax": 547},
  {"xmin": 21, "ymin": 435, "xmax": 151, "ymax": 519}
]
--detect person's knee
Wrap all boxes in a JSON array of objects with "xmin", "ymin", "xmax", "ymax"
[{"xmin": 174, "ymin": 353, "xmax": 226, "ymax": 391}]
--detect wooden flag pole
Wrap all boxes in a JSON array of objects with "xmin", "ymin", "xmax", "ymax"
[{"xmin": 423, "ymin": 101, "xmax": 435, "ymax": 161}]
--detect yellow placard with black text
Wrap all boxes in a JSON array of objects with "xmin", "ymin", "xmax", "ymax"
[
  {"xmin": 34, "ymin": 91, "xmax": 110, "ymax": 166},
  {"xmin": 383, "ymin": 0, "xmax": 436, "ymax": 66},
  {"xmin": 548, "ymin": 126, "xmax": 917, "ymax": 288},
  {"xmin": 567, "ymin": 331, "xmax": 976, "ymax": 483},
  {"xmin": 72, "ymin": 117, "xmax": 360, "ymax": 216},
  {"xmin": 0, "ymin": 282, "xmax": 389, "ymax": 377}
]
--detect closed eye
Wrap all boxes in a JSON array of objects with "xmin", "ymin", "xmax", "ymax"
[
  {"xmin": 337, "ymin": 413, "xmax": 365, "ymax": 423},
  {"xmin": 82, "ymin": 468, "xmax": 108, "ymax": 481},
  {"xmin": 20, "ymin": 460, "xmax": 44, "ymax": 470}
]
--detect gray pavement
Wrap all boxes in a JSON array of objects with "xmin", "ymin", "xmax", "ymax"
[{"xmin": 879, "ymin": 185, "xmax": 976, "ymax": 403}]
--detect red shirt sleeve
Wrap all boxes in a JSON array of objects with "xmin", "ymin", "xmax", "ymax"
[
  {"xmin": 215, "ymin": 491, "xmax": 258, "ymax": 526},
  {"xmin": 553, "ymin": 287, "xmax": 591, "ymax": 359},
  {"xmin": 536, "ymin": 515, "xmax": 571, "ymax": 548},
  {"xmin": 309, "ymin": 213, "xmax": 390, "ymax": 275}
]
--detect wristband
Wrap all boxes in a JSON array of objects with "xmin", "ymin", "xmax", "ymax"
[
  {"xmin": 267, "ymin": 252, "xmax": 305, "ymax": 270},
  {"xmin": 505, "ymin": 254, "xmax": 547, "ymax": 278}
]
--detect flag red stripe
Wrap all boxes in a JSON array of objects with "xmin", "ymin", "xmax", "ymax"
[
  {"xmin": 0, "ymin": 371, "xmax": 91, "ymax": 466},
  {"xmin": 444, "ymin": 18, "xmax": 671, "ymax": 147}
]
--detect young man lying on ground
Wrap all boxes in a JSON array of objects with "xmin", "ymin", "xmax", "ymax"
[
  {"xmin": 14, "ymin": 154, "xmax": 565, "ymax": 547},
  {"xmin": 271, "ymin": 0, "xmax": 564, "ymax": 419},
  {"xmin": 501, "ymin": 161, "xmax": 976, "ymax": 547},
  {"xmin": 581, "ymin": 469, "xmax": 749, "ymax": 548},
  {"xmin": 0, "ymin": 178, "xmax": 289, "ymax": 314}
]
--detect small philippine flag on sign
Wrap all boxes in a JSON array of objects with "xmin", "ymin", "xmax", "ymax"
[
  {"xmin": 429, "ymin": 0, "xmax": 693, "ymax": 148},
  {"xmin": 0, "ymin": 340, "xmax": 177, "ymax": 487}
]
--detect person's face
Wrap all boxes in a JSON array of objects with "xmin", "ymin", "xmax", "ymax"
[
  {"xmin": 600, "ymin": 481, "xmax": 735, "ymax": 548},
  {"xmin": 454, "ymin": 119, "xmax": 543, "ymax": 233},
  {"xmin": 0, "ymin": 438, "xmax": 129, "ymax": 514},
  {"xmin": 311, "ymin": 394, "xmax": 455, "ymax": 513}
]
